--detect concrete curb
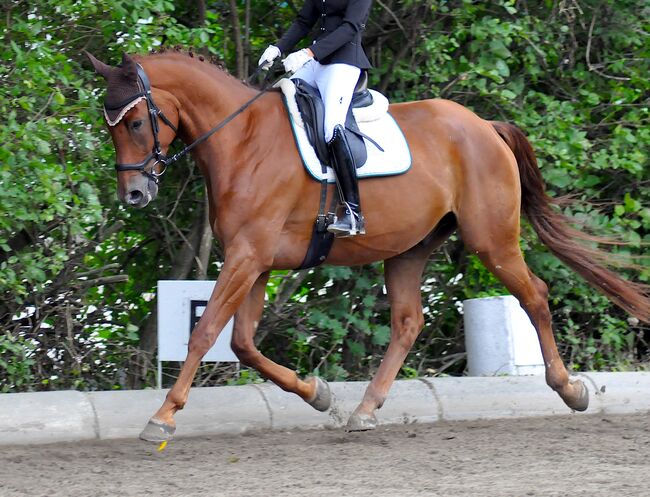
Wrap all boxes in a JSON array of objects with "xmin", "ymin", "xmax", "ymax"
[{"xmin": 0, "ymin": 372, "xmax": 648, "ymax": 445}]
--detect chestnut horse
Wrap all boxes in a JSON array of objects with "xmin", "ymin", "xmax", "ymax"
[{"xmin": 87, "ymin": 51, "xmax": 649, "ymax": 441}]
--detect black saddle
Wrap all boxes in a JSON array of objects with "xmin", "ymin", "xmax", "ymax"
[{"xmin": 292, "ymin": 71, "xmax": 374, "ymax": 169}]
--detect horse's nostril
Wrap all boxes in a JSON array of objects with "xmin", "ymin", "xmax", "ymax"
[{"xmin": 126, "ymin": 189, "xmax": 144, "ymax": 205}]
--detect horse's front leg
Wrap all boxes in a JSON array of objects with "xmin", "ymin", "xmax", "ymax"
[
  {"xmin": 230, "ymin": 272, "xmax": 330, "ymax": 410},
  {"xmin": 140, "ymin": 245, "xmax": 263, "ymax": 442}
]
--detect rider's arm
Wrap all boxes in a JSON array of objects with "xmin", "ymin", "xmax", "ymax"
[{"xmin": 276, "ymin": 1, "xmax": 320, "ymax": 54}]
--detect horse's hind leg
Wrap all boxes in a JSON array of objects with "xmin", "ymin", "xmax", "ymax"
[
  {"xmin": 461, "ymin": 227, "xmax": 589, "ymax": 411},
  {"xmin": 347, "ymin": 252, "xmax": 429, "ymax": 431},
  {"xmin": 230, "ymin": 272, "xmax": 330, "ymax": 410}
]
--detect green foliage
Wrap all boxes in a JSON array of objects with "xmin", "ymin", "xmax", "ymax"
[
  {"xmin": 1, "ymin": 0, "xmax": 648, "ymax": 392},
  {"xmin": 0, "ymin": 0, "xmax": 195, "ymax": 391},
  {"xmin": 261, "ymin": 0, "xmax": 649, "ymax": 379},
  {"xmin": 0, "ymin": 332, "xmax": 35, "ymax": 392}
]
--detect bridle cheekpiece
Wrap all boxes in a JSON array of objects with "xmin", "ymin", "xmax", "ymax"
[
  {"xmin": 109, "ymin": 64, "xmax": 178, "ymax": 184},
  {"xmin": 107, "ymin": 60, "xmax": 276, "ymax": 186}
]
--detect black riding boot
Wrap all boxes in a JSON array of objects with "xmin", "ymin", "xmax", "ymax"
[{"xmin": 327, "ymin": 125, "xmax": 365, "ymax": 237}]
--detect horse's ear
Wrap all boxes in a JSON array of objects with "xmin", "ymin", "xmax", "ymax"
[
  {"xmin": 84, "ymin": 51, "xmax": 113, "ymax": 79},
  {"xmin": 120, "ymin": 53, "xmax": 138, "ymax": 81}
]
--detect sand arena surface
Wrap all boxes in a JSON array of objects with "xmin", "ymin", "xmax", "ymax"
[{"xmin": 1, "ymin": 413, "xmax": 649, "ymax": 497}]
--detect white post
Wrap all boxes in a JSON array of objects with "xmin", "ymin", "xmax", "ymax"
[
  {"xmin": 463, "ymin": 295, "xmax": 544, "ymax": 376},
  {"xmin": 157, "ymin": 360, "xmax": 163, "ymax": 389}
]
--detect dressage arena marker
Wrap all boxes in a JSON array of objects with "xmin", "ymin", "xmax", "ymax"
[
  {"xmin": 463, "ymin": 295, "xmax": 545, "ymax": 376},
  {"xmin": 157, "ymin": 280, "xmax": 239, "ymax": 388}
]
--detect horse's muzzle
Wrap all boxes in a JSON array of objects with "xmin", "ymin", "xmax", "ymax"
[
  {"xmin": 126, "ymin": 188, "xmax": 146, "ymax": 206},
  {"xmin": 119, "ymin": 175, "xmax": 158, "ymax": 208}
]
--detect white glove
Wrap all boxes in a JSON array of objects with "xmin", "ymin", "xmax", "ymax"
[
  {"xmin": 258, "ymin": 45, "xmax": 281, "ymax": 70},
  {"xmin": 282, "ymin": 49, "xmax": 313, "ymax": 74}
]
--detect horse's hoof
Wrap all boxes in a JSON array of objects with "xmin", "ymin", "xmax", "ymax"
[
  {"xmin": 566, "ymin": 379, "xmax": 589, "ymax": 412},
  {"xmin": 346, "ymin": 412, "xmax": 377, "ymax": 432},
  {"xmin": 306, "ymin": 376, "xmax": 331, "ymax": 412},
  {"xmin": 139, "ymin": 419, "xmax": 176, "ymax": 442}
]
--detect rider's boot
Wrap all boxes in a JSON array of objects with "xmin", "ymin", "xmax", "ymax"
[{"xmin": 327, "ymin": 125, "xmax": 365, "ymax": 237}]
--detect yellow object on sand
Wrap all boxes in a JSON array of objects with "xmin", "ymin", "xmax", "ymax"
[{"xmin": 157, "ymin": 441, "xmax": 168, "ymax": 452}]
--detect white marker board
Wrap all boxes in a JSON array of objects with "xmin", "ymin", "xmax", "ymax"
[{"xmin": 157, "ymin": 280, "xmax": 238, "ymax": 363}]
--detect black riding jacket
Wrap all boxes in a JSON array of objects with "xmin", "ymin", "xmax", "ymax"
[{"xmin": 276, "ymin": 0, "xmax": 372, "ymax": 69}]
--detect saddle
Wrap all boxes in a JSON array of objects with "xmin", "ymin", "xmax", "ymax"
[
  {"xmin": 292, "ymin": 72, "xmax": 375, "ymax": 168},
  {"xmin": 276, "ymin": 75, "xmax": 411, "ymax": 270}
]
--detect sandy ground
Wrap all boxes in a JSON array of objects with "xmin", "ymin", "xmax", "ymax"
[{"xmin": 0, "ymin": 413, "xmax": 649, "ymax": 497}]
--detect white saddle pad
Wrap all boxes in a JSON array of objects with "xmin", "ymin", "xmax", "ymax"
[{"xmin": 277, "ymin": 79, "xmax": 411, "ymax": 183}]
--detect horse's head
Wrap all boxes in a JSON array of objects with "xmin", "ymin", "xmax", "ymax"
[{"xmin": 86, "ymin": 52, "xmax": 180, "ymax": 208}]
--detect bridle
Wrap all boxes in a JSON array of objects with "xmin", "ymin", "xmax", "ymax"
[
  {"xmin": 110, "ymin": 64, "xmax": 178, "ymax": 183},
  {"xmin": 111, "ymin": 63, "xmax": 277, "ymax": 184}
]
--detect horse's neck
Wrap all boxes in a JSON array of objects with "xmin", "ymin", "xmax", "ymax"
[
  {"xmin": 165, "ymin": 64, "xmax": 255, "ymax": 144},
  {"xmin": 149, "ymin": 58, "xmax": 258, "ymax": 178}
]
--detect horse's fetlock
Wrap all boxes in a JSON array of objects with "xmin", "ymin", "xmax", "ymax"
[
  {"xmin": 364, "ymin": 390, "xmax": 386, "ymax": 410},
  {"xmin": 166, "ymin": 392, "xmax": 186, "ymax": 411},
  {"xmin": 546, "ymin": 372, "xmax": 569, "ymax": 393}
]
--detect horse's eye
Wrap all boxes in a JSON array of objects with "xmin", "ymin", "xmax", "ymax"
[{"xmin": 131, "ymin": 120, "xmax": 144, "ymax": 130}]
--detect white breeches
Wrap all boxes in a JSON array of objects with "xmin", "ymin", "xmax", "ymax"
[{"xmin": 291, "ymin": 60, "xmax": 361, "ymax": 142}]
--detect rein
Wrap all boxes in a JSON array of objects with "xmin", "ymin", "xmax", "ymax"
[
  {"xmin": 114, "ymin": 64, "xmax": 279, "ymax": 183},
  {"xmin": 114, "ymin": 61, "xmax": 339, "ymax": 267}
]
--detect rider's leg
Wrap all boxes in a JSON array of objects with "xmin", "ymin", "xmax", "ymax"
[
  {"xmin": 315, "ymin": 63, "xmax": 364, "ymax": 237},
  {"xmin": 316, "ymin": 63, "xmax": 360, "ymax": 142},
  {"xmin": 289, "ymin": 58, "xmax": 318, "ymax": 85},
  {"xmin": 327, "ymin": 125, "xmax": 365, "ymax": 236}
]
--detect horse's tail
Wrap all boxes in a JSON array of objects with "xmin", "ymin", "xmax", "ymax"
[{"xmin": 491, "ymin": 120, "xmax": 650, "ymax": 323}]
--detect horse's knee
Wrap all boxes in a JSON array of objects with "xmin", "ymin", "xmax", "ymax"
[{"xmin": 188, "ymin": 325, "xmax": 216, "ymax": 356}]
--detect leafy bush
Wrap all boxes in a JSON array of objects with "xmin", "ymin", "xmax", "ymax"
[{"xmin": 1, "ymin": 0, "xmax": 647, "ymax": 392}]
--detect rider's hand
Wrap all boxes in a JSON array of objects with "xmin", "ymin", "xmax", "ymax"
[
  {"xmin": 282, "ymin": 49, "xmax": 313, "ymax": 74},
  {"xmin": 258, "ymin": 45, "xmax": 281, "ymax": 70}
]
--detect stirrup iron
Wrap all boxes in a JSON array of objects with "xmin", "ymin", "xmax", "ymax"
[{"xmin": 328, "ymin": 203, "xmax": 365, "ymax": 237}]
